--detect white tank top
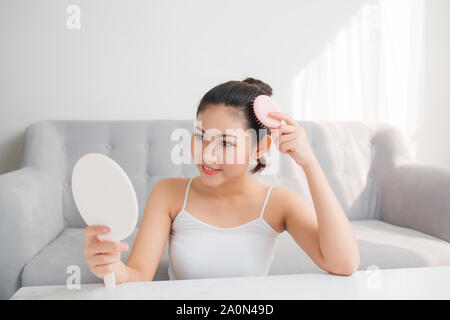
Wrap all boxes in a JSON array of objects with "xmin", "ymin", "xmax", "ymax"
[{"xmin": 168, "ymin": 177, "xmax": 281, "ymax": 280}]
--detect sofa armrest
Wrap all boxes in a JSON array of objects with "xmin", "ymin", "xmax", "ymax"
[
  {"xmin": 0, "ymin": 166, "xmax": 63, "ymax": 299},
  {"xmin": 380, "ymin": 163, "xmax": 450, "ymax": 243}
]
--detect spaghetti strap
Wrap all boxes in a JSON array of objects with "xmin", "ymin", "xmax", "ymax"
[
  {"xmin": 259, "ymin": 186, "xmax": 274, "ymax": 219},
  {"xmin": 182, "ymin": 177, "xmax": 194, "ymax": 211}
]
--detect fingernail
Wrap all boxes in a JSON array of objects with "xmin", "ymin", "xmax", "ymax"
[
  {"xmin": 102, "ymin": 227, "xmax": 109, "ymax": 233},
  {"xmin": 120, "ymin": 243, "xmax": 129, "ymax": 250}
]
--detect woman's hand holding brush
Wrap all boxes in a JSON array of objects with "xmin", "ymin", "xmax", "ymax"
[{"xmin": 269, "ymin": 112, "xmax": 319, "ymax": 170}]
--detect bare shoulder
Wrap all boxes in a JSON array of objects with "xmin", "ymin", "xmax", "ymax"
[
  {"xmin": 247, "ymin": 182, "xmax": 288, "ymax": 233},
  {"xmin": 273, "ymin": 185, "xmax": 310, "ymax": 211},
  {"xmin": 267, "ymin": 185, "xmax": 308, "ymax": 231},
  {"xmin": 271, "ymin": 185, "xmax": 304, "ymax": 202},
  {"xmin": 152, "ymin": 177, "xmax": 190, "ymax": 221},
  {"xmin": 153, "ymin": 176, "xmax": 187, "ymax": 189}
]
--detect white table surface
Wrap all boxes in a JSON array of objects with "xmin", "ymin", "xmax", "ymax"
[{"xmin": 10, "ymin": 266, "xmax": 450, "ymax": 300}]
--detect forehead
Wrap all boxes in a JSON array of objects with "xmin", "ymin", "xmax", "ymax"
[{"xmin": 195, "ymin": 106, "xmax": 247, "ymax": 137}]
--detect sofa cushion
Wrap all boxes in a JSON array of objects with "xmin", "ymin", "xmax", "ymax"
[
  {"xmin": 270, "ymin": 219, "xmax": 450, "ymax": 275},
  {"xmin": 21, "ymin": 226, "xmax": 170, "ymax": 287},
  {"xmin": 22, "ymin": 219, "xmax": 450, "ymax": 286},
  {"xmin": 22, "ymin": 120, "xmax": 394, "ymax": 228}
]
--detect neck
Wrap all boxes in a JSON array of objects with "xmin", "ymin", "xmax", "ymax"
[{"xmin": 197, "ymin": 174, "xmax": 253, "ymax": 200}]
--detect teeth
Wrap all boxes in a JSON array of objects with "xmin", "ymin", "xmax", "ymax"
[{"xmin": 204, "ymin": 165, "xmax": 219, "ymax": 171}]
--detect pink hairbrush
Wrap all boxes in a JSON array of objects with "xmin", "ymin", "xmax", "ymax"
[{"xmin": 251, "ymin": 95, "xmax": 282, "ymax": 129}]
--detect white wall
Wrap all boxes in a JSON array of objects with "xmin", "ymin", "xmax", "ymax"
[
  {"xmin": 415, "ymin": 0, "xmax": 450, "ymax": 167},
  {"xmin": 1, "ymin": 0, "xmax": 448, "ymax": 174},
  {"xmin": 0, "ymin": 0, "xmax": 370, "ymax": 174}
]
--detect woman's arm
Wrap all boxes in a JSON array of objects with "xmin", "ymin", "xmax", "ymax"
[
  {"xmin": 115, "ymin": 263, "xmax": 147, "ymax": 284},
  {"xmin": 281, "ymin": 174, "xmax": 359, "ymax": 276},
  {"xmin": 302, "ymin": 160, "xmax": 360, "ymax": 275},
  {"xmin": 269, "ymin": 111, "xmax": 360, "ymax": 276},
  {"xmin": 116, "ymin": 178, "xmax": 174, "ymax": 283}
]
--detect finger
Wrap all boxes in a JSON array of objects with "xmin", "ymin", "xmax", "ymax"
[
  {"xmin": 279, "ymin": 124, "xmax": 297, "ymax": 134},
  {"xmin": 90, "ymin": 252, "xmax": 121, "ymax": 267},
  {"xmin": 86, "ymin": 241, "xmax": 128, "ymax": 255},
  {"xmin": 86, "ymin": 235, "xmax": 100, "ymax": 248},
  {"xmin": 85, "ymin": 232, "xmax": 101, "ymax": 247},
  {"xmin": 85, "ymin": 225, "xmax": 110, "ymax": 247},
  {"xmin": 274, "ymin": 129, "xmax": 298, "ymax": 143},
  {"xmin": 85, "ymin": 225, "xmax": 109, "ymax": 239},
  {"xmin": 278, "ymin": 132, "xmax": 298, "ymax": 144},
  {"xmin": 92, "ymin": 262, "xmax": 116, "ymax": 275},
  {"xmin": 272, "ymin": 126, "xmax": 296, "ymax": 143},
  {"xmin": 279, "ymin": 140, "xmax": 298, "ymax": 153},
  {"xmin": 270, "ymin": 125, "xmax": 287, "ymax": 138},
  {"xmin": 268, "ymin": 112, "xmax": 299, "ymax": 127}
]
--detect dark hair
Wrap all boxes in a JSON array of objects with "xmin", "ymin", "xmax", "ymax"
[{"xmin": 196, "ymin": 77, "xmax": 273, "ymax": 174}]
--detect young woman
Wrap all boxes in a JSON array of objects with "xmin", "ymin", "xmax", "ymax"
[{"xmin": 84, "ymin": 78, "xmax": 360, "ymax": 283}]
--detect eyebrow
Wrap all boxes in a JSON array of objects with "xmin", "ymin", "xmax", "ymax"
[{"xmin": 195, "ymin": 126, "xmax": 237, "ymax": 139}]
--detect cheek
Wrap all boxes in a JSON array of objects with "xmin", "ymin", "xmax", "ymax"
[
  {"xmin": 223, "ymin": 147, "xmax": 234, "ymax": 165},
  {"xmin": 223, "ymin": 140, "xmax": 251, "ymax": 167}
]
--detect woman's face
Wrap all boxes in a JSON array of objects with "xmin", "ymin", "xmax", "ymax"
[{"xmin": 190, "ymin": 105, "xmax": 270, "ymax": 186}]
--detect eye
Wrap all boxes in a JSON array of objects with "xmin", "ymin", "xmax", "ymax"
[
  {"xmin": 194, "ymin": 133, "xmax": 204, "ymax": 140},
  {"xmin": 194, "ymin": 134, "xmax": 233, "ymax": 147},
  {"xmin": 222, "ymin": 141, "xmax": 234, "ymax": 147}
]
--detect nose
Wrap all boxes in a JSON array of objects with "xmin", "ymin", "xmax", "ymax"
[{"xmin": 202, "ymin": 140, "xmax": 219, "ymax": 165}]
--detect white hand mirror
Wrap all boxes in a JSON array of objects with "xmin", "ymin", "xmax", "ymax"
[{"xmin": 71, "ymin": 153, "xmax": 138, "ymax": 290}]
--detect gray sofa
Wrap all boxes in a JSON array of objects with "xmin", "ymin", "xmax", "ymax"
[{"xmin": 1, "ymin": 120, "xmax": 450, "ymax": 299}]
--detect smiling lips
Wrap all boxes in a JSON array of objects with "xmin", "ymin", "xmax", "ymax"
[{"xmin": 201, "ymin": 164, "xmax": 222, "ymax": 175}]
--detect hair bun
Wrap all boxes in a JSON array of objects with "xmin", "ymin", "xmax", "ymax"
[{"xmin": 242, "ymin": 77, "xmax": 273, "ymax": 97}]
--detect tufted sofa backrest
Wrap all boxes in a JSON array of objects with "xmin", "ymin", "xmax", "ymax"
[{"xmin": 20, "ymin": 120, "xmax": 411, "ymax": 227}]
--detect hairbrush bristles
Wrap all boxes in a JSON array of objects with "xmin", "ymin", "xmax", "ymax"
[
  {"xmin": 250, "ymin": 99, "xmax": 267, "ymax": 128},
  {"xmin": 251, "ymin": 95, "xmax": 281, "ymax": 129}
]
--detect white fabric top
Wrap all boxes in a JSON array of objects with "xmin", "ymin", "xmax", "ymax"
[{"xmin": 168, "ymin": 177, "xmax": 281, "ymax": 280}]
